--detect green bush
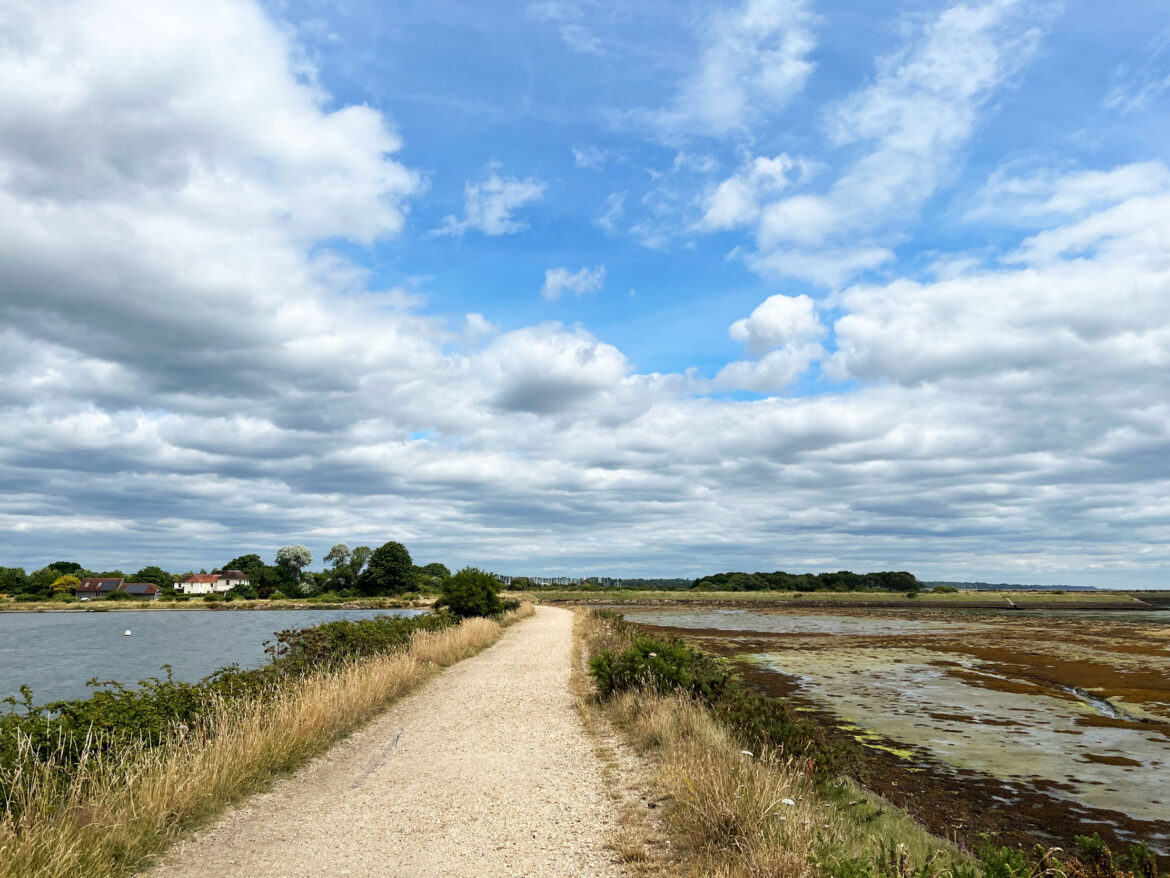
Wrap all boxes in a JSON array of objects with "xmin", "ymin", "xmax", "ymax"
[
  {"xmin": 103, "ymin": 590, "xmax": 135, "ymax": 601},
  {"xmin": 226, "ymin": 583, "xmax": 259, "ymax": 601},
  {"xmin": 589, "ymin": 635, "xmax": 734, "ymax": 701},
  {"xmin": 435, "ymin": 567, "xmax": 504, "ymax": 618},
  {"xmin": 202, "ymin": 594, "xmax": 224, "ymax": 603},
  {"xmin": 930, "ymin": 585, "xmax": 959, "ymax": 594},
  {"xmin": 49, "ymin": 592, "xmax": 78, "ymax": 603}
]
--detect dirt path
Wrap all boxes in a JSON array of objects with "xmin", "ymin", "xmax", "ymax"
[{"xmin": 152, "ymin": 606, "xmax": 623, "ymax": 877}]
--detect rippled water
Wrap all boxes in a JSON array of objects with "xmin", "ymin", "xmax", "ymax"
[{"xmin": 0, "ymin": 608, "xmax": 427, "ymax": 705}]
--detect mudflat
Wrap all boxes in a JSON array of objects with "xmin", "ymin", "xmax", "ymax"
[{"xmin": 152, "ymin": 606, "xmax": 622, "ymax": 877}]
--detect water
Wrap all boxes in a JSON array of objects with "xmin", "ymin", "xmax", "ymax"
[{"xmin": 0, "ymin": 608, "xmax": 427, "ymax": 705}]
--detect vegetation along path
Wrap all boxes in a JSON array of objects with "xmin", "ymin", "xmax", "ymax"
[{"xmin": 152, "ymin": 606, "xmax": 622, "ymax": 877}]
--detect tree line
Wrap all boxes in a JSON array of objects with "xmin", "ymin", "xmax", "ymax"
[
  {"xmin": 0, "ymin": 540, "xmax": 456, "ymax": 602},
  {"xmin": 691, "ymin": 570, "xmax": 921, "ymax": 593}
]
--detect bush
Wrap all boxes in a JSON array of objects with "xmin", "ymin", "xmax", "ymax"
[
  {"xmin": 435, "ymin": 567, "xmax": 504, "ymax": 618},
  {"xmin": 15, "ymin": 593, "xmax": 45, "ymax": 603},
  {"xmin": 589, "ymin": 635, "xmax": 735, "ymax": 701},
  {"xmin": 104, "ymin": 590, "xmax": 135, "ymax": 601},
  {"xmin": 226, "ymin": 583, "xmax": 259, "ymax": 601},
  {"xmin": 49, "ymin": 592, "xmax": 78, "ymax": 603},
  {"xmin": 202, "ymin": 593, "xmax": 224, "ymax": 603},
  {"xmin": 930, "ymin": 585, "xmax": 958, "ymax": 594}
]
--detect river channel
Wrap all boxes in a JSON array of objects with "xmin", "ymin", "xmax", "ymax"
[
  {"xmin": 619, "ymin": 606, "xmax": 1170, "ymax": 860},
  {"xmin": 0, "ymin": 608, "xmax": 427, "ymax": 705}
]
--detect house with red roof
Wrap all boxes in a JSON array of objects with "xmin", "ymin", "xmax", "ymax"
[{"xmin": 175, "ymin": 570, "xmax": 250, "ymax": 595}]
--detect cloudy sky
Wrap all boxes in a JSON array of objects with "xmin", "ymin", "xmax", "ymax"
[{"xmin": 1, "ymin": 0, "xmax": 1168, "ymax": 585}]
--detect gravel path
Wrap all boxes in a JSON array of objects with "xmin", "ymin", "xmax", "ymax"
[{"xmin": 152, "ymin": 606, "xmax": 622, "ymax": 877}]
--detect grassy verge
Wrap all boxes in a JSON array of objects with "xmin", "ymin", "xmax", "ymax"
[
  {"xmin": 575, "ymin": 609, "xmax": 1160, "ymax": 878},
  {"xmin": 0, "ymin": 603, "xmax": 533, "ymax": 877}
]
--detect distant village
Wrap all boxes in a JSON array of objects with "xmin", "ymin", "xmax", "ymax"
[{"xmin": 73, "ymin": 569, "xmax": 253, "ymax": 602}]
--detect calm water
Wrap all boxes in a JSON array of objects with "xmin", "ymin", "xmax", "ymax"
[{"xmin": 0, "ymin": 608, "xmax": 427, "ymax": 705}]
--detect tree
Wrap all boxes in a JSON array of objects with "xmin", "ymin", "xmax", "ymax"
[
  {"xmin": 134, "ymin": 566, "xmax": 174, "ymax": 590},
  {"xmin": 437, "ymin": 567, "xmax": 503, "ymax": 618},
  {"xmin": 0, "ymin": 567, "xmax": 28, "ymax": 594},
  {"xmin": 26, "ymin": 567, "xmax": 59, "ymax": 596},
  {"xmin": 274, "ymin": 545, "xmax": 314, "ymax": 596},
  {"xmin": 415, "ymin": 562, "xmax": 451, "ymax": 592},
  {"xmin": 47, "ymin": 561, "xmax": 82, "ymax": 575},
  {"xmin": 358, "ymin": 541, "xmax": 415, "ymax": 595},
  {"xmin": 50, "ymin": 575, "xmax": 81, "ymax": 594}
]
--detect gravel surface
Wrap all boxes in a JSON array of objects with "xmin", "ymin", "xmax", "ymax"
[{"xmin": 152, "ymin": 606, "xmax": 623, "ymax": 877}]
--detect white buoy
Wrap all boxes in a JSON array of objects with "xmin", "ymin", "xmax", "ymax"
[{"xmin": 124, "ymin": 630, "xmax": 132, "ymax": 636}]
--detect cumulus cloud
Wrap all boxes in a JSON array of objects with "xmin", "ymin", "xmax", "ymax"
[
  {"xmin": 652, "ymin": 0, "xmax": 817, "ymax": 137},
  {"xmin": 699, "ymin": 154, "xmax": 811, "ymax": 230},
  {"xmin": 435, "ymin": 168, "xmax": 546, "ymax": 236},
  {"xmin": 540, "ymin": 265, "xmax": 607, "ymax": 300},
  {"xmin": 729, "ymin": 294, "xmax": 824, "ymax": 355}
]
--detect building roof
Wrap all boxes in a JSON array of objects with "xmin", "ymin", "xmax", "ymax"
[
  {"xmin": 216, "ymin": 570, "xmax": 249, "ymax": 579},
  {"xmin": 180, "ymin": 574, "xmax": 220, "ymax": 583},
  {"xmin": 78, "ymin": 577, "xmax": 123, "ymax": 592},
  {"xmin": 120, "ymin": 582, "xmax": 160, "ymax": 595}
]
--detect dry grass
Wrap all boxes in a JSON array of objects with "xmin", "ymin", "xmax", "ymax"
[
  {"xmin": 0, "ymin": 605, "xmax": 533, "ymax": 878},
  {"xmin": 574, "ymin": 608, "xmax": 971, "ymax": 878}
]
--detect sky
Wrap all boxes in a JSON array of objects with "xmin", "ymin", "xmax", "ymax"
[{"xmin": 1, "ymin": 0, "xmax": 1168, "ymax": 585}]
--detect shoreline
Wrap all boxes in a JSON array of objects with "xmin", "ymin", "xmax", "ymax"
[{"xmin": 0, "ymin": 598, "xmax": 433, "ymax": 613}]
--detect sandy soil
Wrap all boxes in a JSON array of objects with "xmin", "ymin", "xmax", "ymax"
[{"xmin": 152, "ymin": 606, "xmax": 623, "ymax": 877}]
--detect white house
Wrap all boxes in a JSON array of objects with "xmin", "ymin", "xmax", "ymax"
[{"xmin": 175, "ymin": 569, "xmax": 250, "ymax": 595}]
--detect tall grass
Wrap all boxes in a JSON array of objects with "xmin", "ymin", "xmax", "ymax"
[{"xmin": 0, "ymin": 604, "xmax": 533, "ymax": 878}]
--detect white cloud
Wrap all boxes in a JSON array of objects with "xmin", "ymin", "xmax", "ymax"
[
  {"xmin": 713, "ymin": 343, "xmax": 824, "ymax": 392},
  {"xmin": 593, "ymin": 192, "xmax": 625, "ymax": 233},
  {"xmin": 966, "ymin": 161, "xmax": 1170, "ymax": 224},
  {"xmin": 699, "ymin": 154, "xmax": 809, "ymax": 230},
  {"xmin": 652, "ymin": 0, "xmax": 817, "ymax": 137},
  {"xmin": 729, "ymin": 293, "xmax": 824, "ymax": 355},
  {"xmin": 728, "ymin": 0, "xmax": 1053, "ymax": 285},
  {"xmin": 435, "ymin": 168, "xmax": 546, "ymax": 237},
  {"xmin": 1102, "ymin": 28, "xmax": 1170, "ymax": 115},
  {"xmin": 540, "ymin": 265, "xmax": 607, "ymax": 300},
  {"xmin": 526, "ymin": 1, "xmax": 604, "ymax": 56},
  {"xmin": 572, "ymin": 145, "xmax": 610, "ymax": 169}
]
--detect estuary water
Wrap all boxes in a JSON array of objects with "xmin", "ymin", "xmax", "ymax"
[{"xmin": 0, "ymin": 608, "xmax": 427, "ymax": 705}]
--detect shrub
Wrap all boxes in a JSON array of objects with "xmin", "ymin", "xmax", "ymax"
[
  {"xmin": 49, "ymin": 592, "xmax": 78, "ymax": 603},
  {"xmin": 104, "ymin": 590, "xmax": 135, "ymax": 601},
  {"xmin": 930, "ymin": 585, "xmax": 958, "ymax": 594},
  {"xmin": 435, "ymin": 567, "xmax": 504, "ymax": 618},
  {"xmin": 589, "ymin": 635, "xmax": 735, "ymax": 701},
  {"xmin": 226, "ymin": 583, "xmax": 259, "ymax": 600},
  {"xmin": 202, "ymin": 593, "xmax": 224, "ymax": 603}
]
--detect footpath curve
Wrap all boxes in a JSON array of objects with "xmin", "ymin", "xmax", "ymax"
[{"xmin": 153, "ymin": 606, "xmax": 622, "ymax": 877}]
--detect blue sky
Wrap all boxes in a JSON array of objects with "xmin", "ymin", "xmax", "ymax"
[{"xmin": 1, "ymin": 0, "xmax": 1169, "ymax": 584}]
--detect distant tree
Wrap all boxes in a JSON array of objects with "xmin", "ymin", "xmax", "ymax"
[
  {"xmin": 223, "ymin": 554, "xmax": 265, "ymax": 577},
  {"xmin": 26, "ymin": 567, "xmax": 59, "ymax": 596},
  {"xmin": 47, "ymin": 561, "xmax": 83, "ymax": 575},
  {"xmin": 50, "ymin": 575, "xmax": 81, "ymax": 594},
  {"xmin": 226, "ymin": 582, "xmax": 259, "ymax": 600},
  {"xmin": 509, "ymin": 576, "xmax": 533, "ymax": 590},
  {"xmin": 436, "ymin": 567, "xmax": 503, "ymax": 618},
  {"xmin": 415, "ymin": 562, "xmax": 451, "ymax": 593},
  {"xmin": 275, "ymin": 545, "xmax": 313, "ymax": 595},
  {"xmin": 134, "ymin": 566, "xmax": 175, "ymax": 590},
  {"xmin": 0, "ymin": 567, "xmax": 28, "ymax": 594},
  {"xmin": 358, "ymin": 542, "xmax": 415, "ymax": 595}
]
